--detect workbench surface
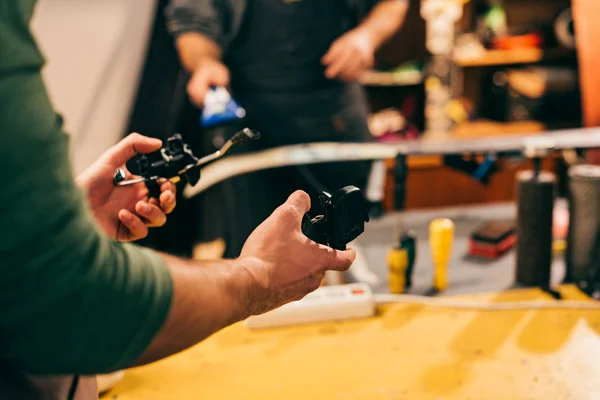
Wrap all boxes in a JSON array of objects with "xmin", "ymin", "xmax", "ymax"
[
  {"xmin": 102, "ymin": 203, "xmax": 596, "ymax": 399},
  {"xmin": 103, "ymin": 285, "xmax": 600, "ymax": 400}
]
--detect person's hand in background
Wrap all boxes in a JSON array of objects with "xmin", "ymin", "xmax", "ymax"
[
  {"xmin": 322, "ymin": 28, "xmax": 375, "ymax": 82},
  {"xmin": 77, "ymin": 133, "xmax": 177, "ymax": 242},
  {"xmin": 187, "ymin": 57, "xmax": 230, "ymax": 107},
  {"xmin": 239, "ymin": 191, "xmax": 356, "ymax": 316}
]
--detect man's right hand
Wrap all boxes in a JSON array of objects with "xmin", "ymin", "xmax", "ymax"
[
  {"xmin": 135, "ymin": 190, "xmax": 356, "ymax": 367},
  {"xmin": 187, "ymin": 58, "xmax": 230, "ymax": 107},
  {"xmin": 239, "ymin": 190, "xmax": 356, "ymax": 316}
]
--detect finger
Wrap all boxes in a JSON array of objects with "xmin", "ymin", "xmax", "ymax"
[
  {"xmin": 315, "ymin": 245, "xmax": 356, "ymax": 272},
  {"xmin": 321, "ymin": 40, "xmax": 343, "ymax": 65},
  {"xmin": 337, "ymin": 55, "xmax": 363, "ymax": 81},
  {"xmin": 103, "ymin": 133, "xmax": 163, "ymax": 167},
  {"xmin": 213, "ymin": 69, "xmax": 230, "ymax": 86},
  {"xmin": 269, "ymin": 190, "xmax": 311, "ymax": 231},
  {"xmin": 154, "ymin": 179, "xmax": 177, "ymax": 213},
  {"xmin": 283, "ymin": 190, "xmax": 311, "ymax": 219},
  {"xmin": 188, "ymin": 74, "xmax": 210, "ymax": 106},
  {"xmin": 160, "ymin": 180, "xmax": 177, "ymax": 196},
  {"xmin": 135, "ymin": 201, "xmax": 167, "ymax": 227},
  {"xmin": 159, "ymin": 190, "xmax": 177, "ymax": 215},
  {"xmin": 342, "ymin": 58, "xmax": 367, "ymax": 82},
  {"xmin": 325, "ymin": 48, "xmax": 354, "ymax": 79},
  {"xmin": 118, "ymin": 210, "xmax": 149, "ymax": 241},
  {"xmin": 188, "ymin": 83, "xmax": 208, "ymax": 107}
]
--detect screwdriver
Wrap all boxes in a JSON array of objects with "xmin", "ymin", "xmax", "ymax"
[
  {"xmin": 387, "ymin": 231, "xmax": 417, "ymax": 294},
  {"xmin": 429, "ymin": 218, "xmax": 455, "ymax": 292}
]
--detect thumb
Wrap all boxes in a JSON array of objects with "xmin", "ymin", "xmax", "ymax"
[
  {"xmin": 322, "ymin": 39, "xmax": 343, "ymax": 65},
  {"xmin": 103, "ymin": 133, "xmax": 162, "ymax": 167},
  {"xmin": 212, "ymin": 71, "xmax": 230, "ymax": 87},
  {"xmin": 325, "ymin": 247, "xmax": 356, "ymax": 272},
  {"xmin": 284, "ymin": 190, "xmax": 312, "ymax": 222},
  {"xmin": 188, "ymin": 74, "xmax": 210, "ymax": 106}
]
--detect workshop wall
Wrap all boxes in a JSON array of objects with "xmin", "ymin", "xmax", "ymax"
[
  {"xmin": 572, "ymin": 0, "xmax": 600, "ymax": 163},
  {"xmin": 31, "ymin": 0, "xmax": 158, "ymax": 175}
]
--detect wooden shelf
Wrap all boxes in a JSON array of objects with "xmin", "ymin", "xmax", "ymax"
[
  {"xmin": 451, "ymin": 119, "xmax": 546, "ymax": 137},
  {"xmin": 454, "ymin": 48, "xmax": 575, "ymax": 67}
]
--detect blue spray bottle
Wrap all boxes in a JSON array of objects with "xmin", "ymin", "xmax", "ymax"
[{"xmin": 200, "ymin": 86, "xmax": 246, "ymax": 128}]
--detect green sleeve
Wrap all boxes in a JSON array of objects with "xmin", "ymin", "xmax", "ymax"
[{"xmin": 0, "ymin": 2, "xmax": 173, "ymax": 375}]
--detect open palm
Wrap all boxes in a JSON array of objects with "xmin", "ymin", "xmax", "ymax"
[{"xmin": 77, "ymin": 133, "xmax": 176, "ymax": 242}]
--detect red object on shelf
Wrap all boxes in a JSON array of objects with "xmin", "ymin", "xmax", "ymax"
[
  {"xmin": 553, "ymin": 208, "xmax": 569, "ymax": 240},
  {"xmin": 492, "ymin": 33, "xmax": 543, "ymax": 50},
  {"xmin": 468, "ymin": 233, "xmax": 517, "ymax": 260}
]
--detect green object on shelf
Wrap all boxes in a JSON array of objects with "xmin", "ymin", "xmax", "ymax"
[
  {"xmin": 392, "ymin": 62, "xmax": 423, "ymax": 73},
  {"xmin": 375, "ymin": 61, "xmax": 423, "ymax": 74},
  {"xmin": 485, "ymin": 4, "xmax": 507, "ymax": 35}
]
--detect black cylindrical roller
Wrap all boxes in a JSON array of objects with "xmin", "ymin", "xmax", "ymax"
[
  {"xmin": 565, "ymin": 165, "xmax": 600, "ymax": 284},
  {"xmin": 515, "ymin": 170, "xmax": 556, "ymax": 287},
  {"xmin": 393, "ymin": 155, "xmax": 408, "ymax": 211}
]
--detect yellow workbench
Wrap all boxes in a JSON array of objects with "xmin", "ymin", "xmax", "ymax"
[{"xmin": 102, "ymin": 285, "xmax": 600, "ymax": 400}]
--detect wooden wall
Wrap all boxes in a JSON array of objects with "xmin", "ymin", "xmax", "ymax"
[{"xmin": 572, "ymin": 0, "xmax": 600, "ymax": 163}]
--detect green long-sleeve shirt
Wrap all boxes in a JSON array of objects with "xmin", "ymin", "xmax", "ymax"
[{"xmin": 0, "ymin": 0, "xmax": 173, "ymax": 382}]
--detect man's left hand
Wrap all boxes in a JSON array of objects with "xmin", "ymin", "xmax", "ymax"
[
  {"xmin": 322, "ymin": 28, "xmax": 375, "ymax": 82},
  {"xmin": 77, "ymin": 133, "xmax": 177, "ymax": 242}
]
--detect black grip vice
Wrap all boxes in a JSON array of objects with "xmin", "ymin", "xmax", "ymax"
[
  {"xmin": 113, "ymin": 134, "xmax": 202, "ymax": 198},
  {"xmin": 301, "ymin": 186, "xmax": 370, "ymax": 250}
]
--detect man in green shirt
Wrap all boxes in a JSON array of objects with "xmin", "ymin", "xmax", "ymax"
[{"xmin": 0, "ymin": 1, "xmax": 356, "ymax": 399}]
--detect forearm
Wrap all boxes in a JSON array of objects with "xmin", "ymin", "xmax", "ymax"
[
  {"xmin": 134, "ymin": 254, "xmax": 255, "ymax": 365},
  {"xmin": 356, "ymin": 0, "xmax": 409, "ymax": 50},
  {"xmin": 176, "ymin": 32, "xmax": 222, "ymax": 73}
]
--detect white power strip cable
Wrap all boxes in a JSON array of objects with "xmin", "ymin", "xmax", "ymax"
[{"xmin": 245, "ymin": 284, "xmax": 600, "ymax": 329}]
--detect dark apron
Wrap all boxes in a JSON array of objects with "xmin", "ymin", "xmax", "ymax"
[{"xmin": 200, "ymin": 0, "xmax": 374, "ymax": 257}]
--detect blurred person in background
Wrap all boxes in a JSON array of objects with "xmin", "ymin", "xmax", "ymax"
[{"xmin": 166, "ymin": 0, "xmax": 409, "ymax": 261}]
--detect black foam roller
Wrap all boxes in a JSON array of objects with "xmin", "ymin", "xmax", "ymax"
[
  {"xmin": 515, "ymin": 170, "xmax": 556, "ymax": 287},
  {"xmin": 565, "ymin": 165, "xmax": 600, "ymax": 283}
]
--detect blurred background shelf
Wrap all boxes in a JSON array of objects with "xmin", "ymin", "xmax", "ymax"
[
  {"xmin": 359, "ymin": 0, "xmax": 579, "ymax": 211},
  {"xmin": 454, "ymin": 48, "xmax": 575, "ymax": 67},
  {"xmin": 359, "ymin": 70, "xmax": 424, "ymax": 87}
]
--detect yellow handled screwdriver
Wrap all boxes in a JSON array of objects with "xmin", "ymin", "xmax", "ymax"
[
  {"xmin": 429, "ymin": 218, "xmax": 455, "ymax": 292},
  {"xmin": 387, "ymin": 232, "xmax": 417, "ymax": 294},
  {"xmin": 388, "ymin": 247, "xmax": 408, "ymax": 294}
]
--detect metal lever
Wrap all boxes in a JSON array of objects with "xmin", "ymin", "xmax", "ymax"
[{"xmin": 178, "ymin": 128, "xmax": 260, "ymax": 175}]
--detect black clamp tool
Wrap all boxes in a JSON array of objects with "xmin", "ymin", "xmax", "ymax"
[
  {"xmin": 113, "ymin": 129, "xmax": 368, "ymax": 249},
  {"xmin": 301, "ymin": 186, "xmax": 370, "ymax": 250},
  {"xmin": 113, "ymin": 128, "xmax": 260, "ymax": 197}
]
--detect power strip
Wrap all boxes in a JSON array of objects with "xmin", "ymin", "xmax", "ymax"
[{"xmin": 244, "ymin": 283, "xmax": 376, "ymax": 329}]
